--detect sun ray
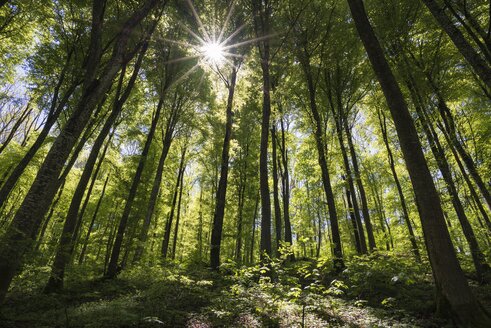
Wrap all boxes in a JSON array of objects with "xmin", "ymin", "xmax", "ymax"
[
  {"xmin": 163, "ymin": 55, "xmax": 200, "ymax": 65},
  {"xmin": 221, "ymin": 33, "xmax": 278, "ymax": 51},
  {"xmin": 219, "ymin": 22, "xmax": 248, "ymax": 47},
  {"xmin": 161, "ymin": 38, "xmax": 195, "ymax": 49},
  {"xmin": 217, "ymin": 0, "xmax": 236, "ymax": 43},
  {"xmin": 178, "ymin": 22, "xmax": 207, "ymax": 45},
  {"xmin": 185, "ymin": 0, "xmax": 211, "ymax": 43},
  {"xmin": 170, "ymin": 63, "xmax": 201, "ymax": 88},
  {"xmin": 220, "ymin": 51, "xmax": 244, "ymax": 59}
]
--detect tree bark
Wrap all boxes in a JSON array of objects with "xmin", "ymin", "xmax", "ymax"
[
  {"xmin": 421, "ymin": 0, "xmax": 491, "ymax": 87},
  {"xmin": 107, "ymin": 96, "xmax": 164, "ymax": 278},
  {"xmin": 347, "ymin": 0, "xmax": 490, "ymax": 324},
  {"xmin": 343, "ymin": 118, "xmax": 376, "ymax": 251},
  {"xmin": 172, "ymin": 159, "xmax": 186, "ymax": 260},
  {"xmin": 278, "ymin": 114, "xmax": 293, "ymax": 251},
  {"xmin": 271, "ymin": 125, "xmax": 282, "ymax": 253},
  {"xmin": 133, "ymin": 94, "xmax": 180, "ymax": 263},
  {"xmin": 405, "ymin": 72, "xmax": 489, "ymax": 282},
  {"xmin": 333, "ymin": 113, "xmax": 367, "ymax": 254},
  {"xmin": 78, "ymin": 174, "xmax": 110, "ymax": 265},
  {"xmin": 252, "ymin": 0, "xmax": 272, "ymax": 259},
  {"xmin": 299, "ymin": 46, "xmax": 344, "ymax": 269},
  {"xmin": 0, "ymin": 103, "xmax": 33, "ymax": 155},
  {"xmin": 377, "ymin": 109, "xmax": 420, "ymax": 260},
  {"xmin": 210, "ymin": 67, "xmax": 237, "ymax": 269},
  {"xmin": 45, "ymin": 39, "xmax": 147, "ymax": 291},
  {"xmin": 161, "ymin": 147, "xmax": 186, "ymax": 259}
]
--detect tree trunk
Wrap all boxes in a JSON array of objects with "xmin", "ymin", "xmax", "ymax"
[
  {"xmin": 0, "ymin": 103, "xmax": 32, "ymax": 155},
  {"xmin": 299, "ymin": 48, "xmax": 344, "ymax": 269},
  {"xmin": 278, "ymin": 114, "xmax": 293, "ymax": 251},
  {"xmin": 343, "ymin": 119, "xmax": 376, "ymax": 251},
  {"xmin": 0, "ymin": 77, "xmax": 78, "ymax": 209},
  {"xmin": 347, "ymin": 0, "xmax": 490, "ymax": 324},
  {"xmin": 344, "ymin": 176, "xmax": 363, "ymax": 254},
  {"xmin": 107, "ymin": 96, "xmax": 164, "ymax": 278},
  {"xmin": 161, "ymin": 148, "xmax": 186, "ymax": 259},
  {"xmin": 45, "ymin": 42, "xmax": 147, "ymax": 291},
  {"xmin": 78, "ymin": 174, "xmax": 110, "ymax": 265},
  {"xmin": 172, "ymin": 159, "xmax": 186, "ymax": 259},
  {"xmin": 210, "ymin": 67, "xmax": 237, "ymax": 269},
  {"xmin": 377, "ymin": 109, "xmax": 420, "ymax": 260},
  {"xmin": 271, "ymin": 125, "xmax": 282, "ymax": 253},
  {"xmin": 35, "ymin": 181, "xmax": 66, "ymax": 251},
  {"xmin": 421, "ymin": 0, "xmax": 491, "ymax": 87},
  {"xmin": 333, "ymin": 114, "xmax": 367, "ymax": 254},
  {"xmin": 133, "ymin": 94, "xmax": 179, "ymax": 263},
  {"xmin": 405, "ymin": 73, "xmax": 489, "ymax": 282},
  {"xmin": 250, "ymin": 193, "xmax": 259, "ymax": 264},
  {"xmin": 252, "ymin": 0, "xmax": 272, "ymax": 259},
  {"xmin": 235, "ymin": 144, "xmax": 248, "ymax": 264},
  {"xmin": 436, "ymin": 97, "xmax": 491, "ymax": 212}
]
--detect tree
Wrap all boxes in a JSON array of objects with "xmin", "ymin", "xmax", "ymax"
[{"xmin": 347, "ymin": 0, "xmax": 491, "ymax": 324}]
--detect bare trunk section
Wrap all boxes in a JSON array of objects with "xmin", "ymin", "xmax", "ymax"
[
  {"xmin": 45, "ymin": 38, "xmax": 148, "ymax": 291},
  {"xmin": 377, "ymin": 109, "xmax": 420, "ymax": 260},
  {"xmin": 421, "ymin": 0, "xmax": 491, "ymax": 87},
  {"xmin": 161, "ymin": 147, "xmax": 186, "ymax": 259},
  {"xmin": 343, "ymin": 119, "xmax": 376, "ymax": 251},
  {"xmin": 299, "ymin": 45, "xmax": 344, "ymax": 269},
  {"xmin": 347, "ymin": 0, "xmax": 490, "ymax": 324},
  {"xmin": 252, "ymin": 0, "xmax": 273, "ymax": 259},
  {"xmin": 78, "ymin": 174, "xmax": 110, "ymax": 265},
  {"xmin": 172, "ymin": 161, "xmax": 186, "ymax": 260},
  {"xmin": 133, "ymin": 94, "xmax": 181, "ymax": 264},
  {"xmin": 271, "ymin": 125, "xmax": 282, "ymax": 253},
  {"xmin": 404, "ymin": 72, "xmax": 489, "ymax": 282},
  {"xmin": 210, "ymin": 67, "xmax": 237, "ymax": 269}
]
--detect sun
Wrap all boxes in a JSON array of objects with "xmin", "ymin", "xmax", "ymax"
[{"xmin": 200, "ymin": 41, "xmax": 225, "ymax": 65}]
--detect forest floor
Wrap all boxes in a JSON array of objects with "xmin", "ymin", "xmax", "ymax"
[{"xmin": 1, "ymin": 254, "xmax": 490, "ymax": 327}]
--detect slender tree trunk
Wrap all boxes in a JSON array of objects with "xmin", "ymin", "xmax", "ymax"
[
  {"xmin": 421, "ymin": 0, "xmax": 491, "ymax": 87},
  {"xmin": 235, "ymin": 145, "xmax": 248, "ymax": 264},
  {"xmin": 210, "ymin": 67, "xmax": 237, "ymax": 269},
  {"xmin": 197, "ymin": 186, "xmax": 203, "ymax": 260},
  {"xmin": 78, "ymin": 174, "xmax": 110, "ymax": 265},
  {"xmin": 436, "ymin": 97, "xmax": 491, "ymax": 212},
  {"xmin": 252, "ymin": 0, "xmax": 272, "ymax": 259},
  {"xmin": 278, "ymin": 115, "xmax": 293, "ymax": 251},
  {"xmin": 344, "ymin": 177, "xmax": 362, "ymax": 254},
  {"xmin": 95, "ymin": 205, "xmax": 117, "ymax": 263},
  {"xmin": 405, "ymin": 74, "xmax": 489, "ymax": 282},
  {"xmin": 0, "ymin": 104, "xmax": 32, "ymax": 155},
  {"xmin": 299, "ymin": 51, "xmax": 344, "ymax": 268},
  {"xmin": 172, "ymin": 161, "xmax": 185, "ymax": 259},
  {"xmin": 106, "ymin": 92, "xmax": 165, "ymax": 278},
  {"xmin": 347, "ymin": 0, "xmax": 490, "ymax": 324},
  {"xmin": 133, "ymin": 96, "xmax": 179, "ymax": 264},
  {"xmin": 271, "ymin": 125, "xmax": 282, "ymax": 253},
  {"xmin": 333, "ymin": 114, "xmax": 367, "ymax": 254},
  {"xmin": 161, "ymin": 148, "xmax": 186, "ymax": 259},
  {"xmin": 377, "ymin": 110, "xmax": 420, "ymax": 260},
  {"xmin": 316, "ymin": 209, "xmax": 322, "ymax": 258},
  {"xmin": 104, "ymin": 213, "xmax": 118, "ymax": 275},
  {"xmin": 250, "ymin": 193, "xmax": 259, "ymax": 264},
  {"xmin": 343, "ymin": 119, "xmax": 376, "ymax": 250},
  {"xmin": 35, "ymin": 181, "xmax": 66, "ymax": 251},
  {"xmin": 45, "ymin": 45, "xmax": 146, "ymax": 291}
]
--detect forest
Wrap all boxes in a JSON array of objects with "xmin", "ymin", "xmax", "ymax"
[{"xmin": 0, "ymin": 0, "xmax": 490, "ymax": 327}]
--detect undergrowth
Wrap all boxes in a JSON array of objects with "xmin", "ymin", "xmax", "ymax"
[{"xmin": 0, "ymin": 251, "xmax": 475, "ymax": 327}]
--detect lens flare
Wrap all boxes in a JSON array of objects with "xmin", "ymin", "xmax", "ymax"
[{"xmin": 201, "ymin": 42, "xmax": 225, "ymax": 65}]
